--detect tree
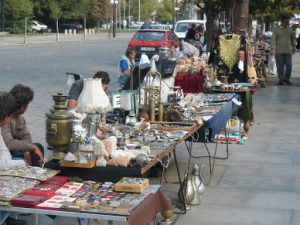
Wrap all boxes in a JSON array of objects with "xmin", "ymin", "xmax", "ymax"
[
  {"xmin": 49, "ymin": 0, "xmax": 62, "ymax": 41},
  {"xmin": 129, "ymin": 0, "xmax": 157, "ymax": 22},
  {"xmin": 7, "ymin": 0, "xmax": 33, "ymax": 33},
  {"xmin": 156, "ymin": 0, "xmax": 173, "ymax": 23},
  {"xmin": 193, "ymin": 0, "xmax": 232, "ymax": 50}
]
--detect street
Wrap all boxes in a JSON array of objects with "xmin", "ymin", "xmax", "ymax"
[{"xmin": 0, "ymin": 36, "xmax": 131, "ymax": 147}]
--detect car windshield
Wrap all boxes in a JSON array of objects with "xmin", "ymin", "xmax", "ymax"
[
  {"xmin": 133, "ymin": 31, "xmax": 165, "ymax": 42},
  {"xmin": 175, "ymin": 22, "xmax": 205, "ymax": 32}
]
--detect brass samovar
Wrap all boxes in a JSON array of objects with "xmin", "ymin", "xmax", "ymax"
[{"xmin": 46, "ymin": 93, "xmax": 73, "ymax": 160}]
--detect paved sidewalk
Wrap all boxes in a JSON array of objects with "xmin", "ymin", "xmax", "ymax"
[{"xmin": 0, "ymin": 32, "xmax": 133, "ymax": 47}]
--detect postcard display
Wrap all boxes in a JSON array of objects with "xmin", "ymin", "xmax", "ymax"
[{"xmin": 0, "ymin": 166, "xmax": 156, "ymax": 216}]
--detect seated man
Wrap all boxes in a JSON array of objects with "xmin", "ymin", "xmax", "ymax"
[
  {"xmin": 1, "ymin": 84, "xmax": 44, "ymax": 167},
  {"xmin": 117, "ymin": 47, "xmax": 136, "ymax": 87},
  {"xmin": 0, "ymin": 91, "xmax": 27, "ymax": 225},
  {"xmin": 68, "ymin": 71, "xmax": 110, "ymax": 109}
]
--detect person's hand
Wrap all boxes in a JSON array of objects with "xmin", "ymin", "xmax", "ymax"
[
  {"xmin": 32, "ymin": 145, "xmax": 44, "ymax": 164},
  {"xmin": 292, "ymin": 47, "xmax": 296, "ymax": 55}
]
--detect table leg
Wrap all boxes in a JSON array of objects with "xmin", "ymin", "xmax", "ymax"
[
  {"xmin": 173, "ymin": 149, "xmax": 187, "ymax": 214},
  {"xmin": 34, "ymin": 214, "xmax": 38, "ymax": 225}
]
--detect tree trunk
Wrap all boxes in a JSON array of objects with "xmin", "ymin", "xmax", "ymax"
[
  {"xmin": 24, "ymin": 17, "xmax": 27, "ymax": 44},
  {"xmin": 205, "ymin": 9, "xmax": 216, "ymax": 52},
  {"xmin": 232, "ymin": 0, "xmax": 249, "ymax": 32},
  {"xmin": 56, "ymin": 18, "xmax": 59, "ymax": 42},
  {"xmin": 83, "ymin": 16, "xmax": 87, "ymax": 40}
]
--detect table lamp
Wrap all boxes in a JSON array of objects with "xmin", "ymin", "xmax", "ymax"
[
  {"xmin": 77, "ymin": 78, "xmax": 112, "ymax": 145},
  {"xmin": 77, "ymin": 78, "xmax": 111, "ymax": 114}
]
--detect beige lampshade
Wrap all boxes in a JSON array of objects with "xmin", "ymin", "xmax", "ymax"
[{"xmin": 77, "ymin": 78, "xmax": 112, "ymax": 113}]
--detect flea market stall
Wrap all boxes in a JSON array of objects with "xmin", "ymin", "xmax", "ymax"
[{"xmin": 0, "ymin": 37, "xmax": 259, "ymax": 224}]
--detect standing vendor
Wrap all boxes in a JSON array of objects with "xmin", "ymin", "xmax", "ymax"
[
  {"xmin": 117, "ymin": 47, "xmax": 136, "ymax": 87},
  {"xmin": 1, "ymin": 84, "xmax": 44, "ymax": 167},
  {"xmin": 68, "ymin": 71, "xmax": 111, "ymax": 109}
]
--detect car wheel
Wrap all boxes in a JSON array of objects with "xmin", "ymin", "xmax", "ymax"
[{"xmin": 32, "ymin": 29, "xmax": 37, "ymax": 34}]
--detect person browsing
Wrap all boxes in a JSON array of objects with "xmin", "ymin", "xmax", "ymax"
[
  {"xmin": 68, "ymin": 71, "xmax": 110, "ymax": 109},
  {"xmin": 171, "ymin": 38, "xmax": 200, "ymax": 60},
  {"xmin": 1, "ymin": 84, "xmax": 44, "ymax": 167}
]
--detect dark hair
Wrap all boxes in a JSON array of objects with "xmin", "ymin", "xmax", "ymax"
[
  {"xmin": 9, "ymin": 84, "xmax": 34, "ymax": 110},
  {"xmin": 125, "ymin": 47, "xmax": 136, "ymax": 57},
  {"xmin": 93, "ymin": 71, "xmax": 110, "ymax": 84},
  {"xmin": 0, "ymin": 92, "xmax": 17, "ymax": 121},
  {"xmin": 281, "ymin": 15, "xmax": 290, "ymax": 22}
]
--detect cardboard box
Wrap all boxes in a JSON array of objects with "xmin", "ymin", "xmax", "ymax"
[{"xmin": 114, "ymin": 177, "xmax": 149, "ymax": 193}]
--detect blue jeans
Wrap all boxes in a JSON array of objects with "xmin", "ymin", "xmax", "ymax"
[
  {"xmin": 117, "ymin": 75, "xmax": 130, "ymax": 86},
  {"xmin": 11, "ymin": 143, "xmax": 44, "ymax": 167},
  {"xmin": 0, "ymin": 211, "xmax": 10, "ymax": 225},
  {"xmin": 275, "ymin": 53, "xmax": 292, "ymax": 81}
]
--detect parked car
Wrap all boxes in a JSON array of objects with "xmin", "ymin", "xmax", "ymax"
[
  {"xmin": 30, "ymin": 20, "xmax": 48, "ymax": 33},
  {"xmin": 151, "ymin": 24, "xmax": 173, "ymax": 30},
  {"xmin": 128, "ymin": 29, "xmax": 178, "ymax": 61},
  {"xmin": 59, "ymin": 22, "xmax": 83, "ymax": 32},
  {"xmin": 174, "ymin": 20, "xmax": 206, "ymax": 39}
]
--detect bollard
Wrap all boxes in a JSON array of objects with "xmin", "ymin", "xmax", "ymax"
[
  {"xmin": 73, "ymin": 29, "xmax": 76, "ymax": 35},
  {"xmin": 91, "ymin": 28, "xmax": 95, "ymax": 35},
  {"xmin": 68, "ymin": 29, "xmax": 72, "ymax": 35},
  {"xmin": 64, "ymin": 29, "xmax": 68, "ymax": 35},
  {"xmin": 88, "ymin": 29, "xmax": 91, "ymax": 35}
]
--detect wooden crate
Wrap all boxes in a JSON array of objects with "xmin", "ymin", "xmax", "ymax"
[
  {"xmin": 114, "ymin": 178, "xmax": 149, "ymax": 193},
  {"xmin": 60, "ymin": 159, "xmax": 96, "ymax": 168}
]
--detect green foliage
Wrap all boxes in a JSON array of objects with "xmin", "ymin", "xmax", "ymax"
[
  {"xmin": 249, "ymin": 0, "xmax": 298, "ymax": 22},
  {"xmin": 49, "ymin": 0, "xmax": 62, "ymax": 20},
  {"xmin": 7, "ymin": 0, "xmax": 33, "ymax": 33},
  {"xmin": 128, "ymin": 0, "xmax": 158, "ymax": 21},
  {"xmin": 156, "ymin": 0, "xmax": 173, "ymax": 23},
  {"xmin": 8, "ymin": 0, "xmax": 33, "ymax": 20}
]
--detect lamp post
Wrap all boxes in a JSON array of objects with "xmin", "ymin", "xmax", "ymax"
[
  {"xmin": 111, "ymin": 0, "xmax": 118, "ymax": 38},
  {"xmin": 138, "ymin": 0, "xmax": 140, "ymax": 25}
]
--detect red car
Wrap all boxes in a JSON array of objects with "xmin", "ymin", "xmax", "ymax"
[{"xmin": 128, "ymin": 29, "xmax": 178, "ymax": 61}]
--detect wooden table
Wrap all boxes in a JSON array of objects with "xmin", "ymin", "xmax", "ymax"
[{"xmin": 0, "ymin": 186, "xmax": 172, "ymax": 225}]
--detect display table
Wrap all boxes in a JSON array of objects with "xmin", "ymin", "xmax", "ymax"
[
  {"xmin": 0, "ymin": 187, "xmax": 172, "ymax": 225},
  {"xmin": 45, "ymin": 123, "xmax": 201, "ymax": 182},
  {"xmin": 190, "ymin": 93, "xmax": 242, "ymax": 142},
  {"xmin": 209, "ymin": 89, "xmax": 254, "ymax": 131},
  {"xmin": 187, "ymin": 94, "xmax": 242, "ymax": 173}
]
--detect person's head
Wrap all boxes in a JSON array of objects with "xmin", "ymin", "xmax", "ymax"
[
  {"xmin": 256, "ymin": 33, "xmax": 264, "ymax": 41},
  {"xmin": 191, "ymin": 23, "xmax": 196, "ymax": 29},
  {"xmin": 0, "ymin": 92, "xmax": 17, "ymax": 127},
  {"xmin": 93, "ymin": 71, "xmax": 110, "ymax": 92},
  {"xmin": 9, "ymin": 84, "xmax": 34, "ymax": 115},
  {"xmin": 281, "ymin": 15, "xmax": 290, "ymax": 27},
  {"xmin": 173, "ymin": 38, "xmax": 180, "ymax": 48},
  {"xmin": 125, "ymin": 47, "xmax": 136, "ymax": 59}
]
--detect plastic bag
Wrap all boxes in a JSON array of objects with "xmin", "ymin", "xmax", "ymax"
[{"xmin": 139, "ymin": 53, "xmax": 151, "ymax": 69}]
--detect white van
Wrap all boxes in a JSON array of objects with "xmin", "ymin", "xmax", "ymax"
[{"xmin": 174, "ymin": 20, "xmax": 206, "ymax": 39}]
